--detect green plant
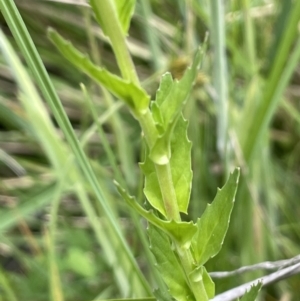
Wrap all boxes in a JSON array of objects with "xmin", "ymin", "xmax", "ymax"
[
  {"xmin": 5, "ymin": 0, "xmax": 299, "ymax": 300},
  {"xmin": 44, "ymin": 1, "xmax": 256, "ymax": 300}
]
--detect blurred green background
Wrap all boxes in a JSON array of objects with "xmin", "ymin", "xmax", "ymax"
[{"xmin": 0, "ymin": 0, "xmax": 300, "ymax": 300}]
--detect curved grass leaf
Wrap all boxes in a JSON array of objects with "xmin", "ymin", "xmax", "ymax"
[
  {"xmin": 148, "ymin": 225, "xmax": 194, "ymax": 301},
  {"xmin": 0, "ymin": 28, "xmax": 150, "ymax": 295},
  {"xmin": 115, "ymin": 182, "xmax": 197, "ymax": 248},
  {"xmin": 192, "ymin": 168, "xmax": 240, "ymax": 266},
  {"xmin": 47, "ymin": 28, "xmax": 149, "ymax": 115},
  {"xmin": 0, "ymin": 184, "xmax": 56, "ymax": 233},
  {"xmin": 239, "ymin": 1, "xmax": 300, "ymax": 162},
  {"xmin": 0, "ymin": 1, "xmax": 150, "ymax": 294}
]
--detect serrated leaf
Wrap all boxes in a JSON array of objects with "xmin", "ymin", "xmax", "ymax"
[
  {"xmin": 115, "ymin": 182, "xmax": 197, "ymax": 248},
  {"xmin": 191, "ymin": 168, "xmax": 240, "ymax": 265},
  {"xmin": 150, "ymin": 49, "xmax": 202, "ymax": 164},
  {"xmin": 140, "ymin": 116, "xmax": 192, "ymax": 216},
  {"xmin": 153, "ymin": 49, "xmax": 202, "ymax": 131},
  {"xmin": 239, "ymin": 282, "xmax": 262, "ymax": 301},
  {"xmin": 48, "ymin": 28, "xmax": 149, "ymax": 115},
  {"xmin": 149, "ymin": 113, "xmax": 180, "ymax": 164},
  {"xmin": 189, "ymin": 266, "xmax": 215, "ymax": 299},
  {"xmin": 90, "ymin": 0, "xmax": 135, "ymax": 36},
  {"xmin": 138, "ymin": 161, "xmax": 165, "ymax": 215},
  {"xmin": 151, "ymin": 102, "xmax": 164, "ymax": 134},
  {"xmin": 155, "ymin": 73, "xmax": 173, "ymax": 107},
  {"xmin": 169, "ymin": 117, "xmax": 193, "ymax": 213},
  {"xmin": 148, "ymin": 225, "xmax": 194, "ymax": 301}
]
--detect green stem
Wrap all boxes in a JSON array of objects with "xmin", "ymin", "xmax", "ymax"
[
  {"xmin": 90, "ymin": 0, "xmax": 139, "ymax": 84},
  {"xmin": 138, "ymin": 110, "xmax": 180, "ymax": 221},
  {"xmin": 90, "ymin": 0, "xmax": 181, "ymax": 221},
  {"xmin": 82, "ymin": 7, "xmax": 137, "ymax": 187},
  {"xmin": 138, "ymin": 109, "xmax": 159, "ymax": 148},
  {"xmin": 155, "ymin": 164, "xmax": 180, "ymax": 221},
  {"xmin": 89, "ymin": 1, "xmax": 202, "ymax": 298},
  {"xmin": 184, "ymin": 249, "xmax": 209, "ymax": 301},
  {"xmin": 178, "ymin": 248, "xmax": 209, "ymax": 301}
]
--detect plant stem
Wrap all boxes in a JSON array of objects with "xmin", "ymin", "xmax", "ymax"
[
  {"xmin": 90, "ymin": 2, "xmax": 204, "ymax": 299},
  {"xmin": 155, "ymin": 163, "xmax": 181, "ymax": 221},
  {"xmin": 138, "ymin": 109, "xmax": 159, "ymax": 148},
  {"xmin": 178, "ymin": 247, "xmax": 209, "ymax": 301},
  {"xmin": 138, "ymin": 110, "xmax": 180, "ymax": 221},
  {"xmin": 90, "ymin": 0, "xmax": 139, "ymax": 84},
  {"xmin": 91, "ymin": 0, "xmax": 182, "ymax": 222}
]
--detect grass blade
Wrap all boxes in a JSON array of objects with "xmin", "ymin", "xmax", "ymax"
[
  {"xmin": 209, "ymin": 0, "xmax": 229, "ymax": 167},
  {"xmin": 240, "ymin": 1, "xmax": 300, "ymax": 162},
  {"xmin": 0, "ymin": 0, "xmax": 151, "ymax": 295}
]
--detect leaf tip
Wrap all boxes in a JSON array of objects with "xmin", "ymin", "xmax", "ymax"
[
  {"xmin": 47, "ymin": 27, "xmax": 56, "ymax": 39},
  {"xmin": 113, "ymin": 179, "xmax": 120, "ymax": 187},
  {"xmin": 47, "ymin": 27, "xmax": 54, "ymax": 33}
]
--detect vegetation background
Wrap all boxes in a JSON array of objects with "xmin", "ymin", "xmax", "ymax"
[{"xmin": 0, "ymin": 0, "xmax": 300, "ymax": 300}]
